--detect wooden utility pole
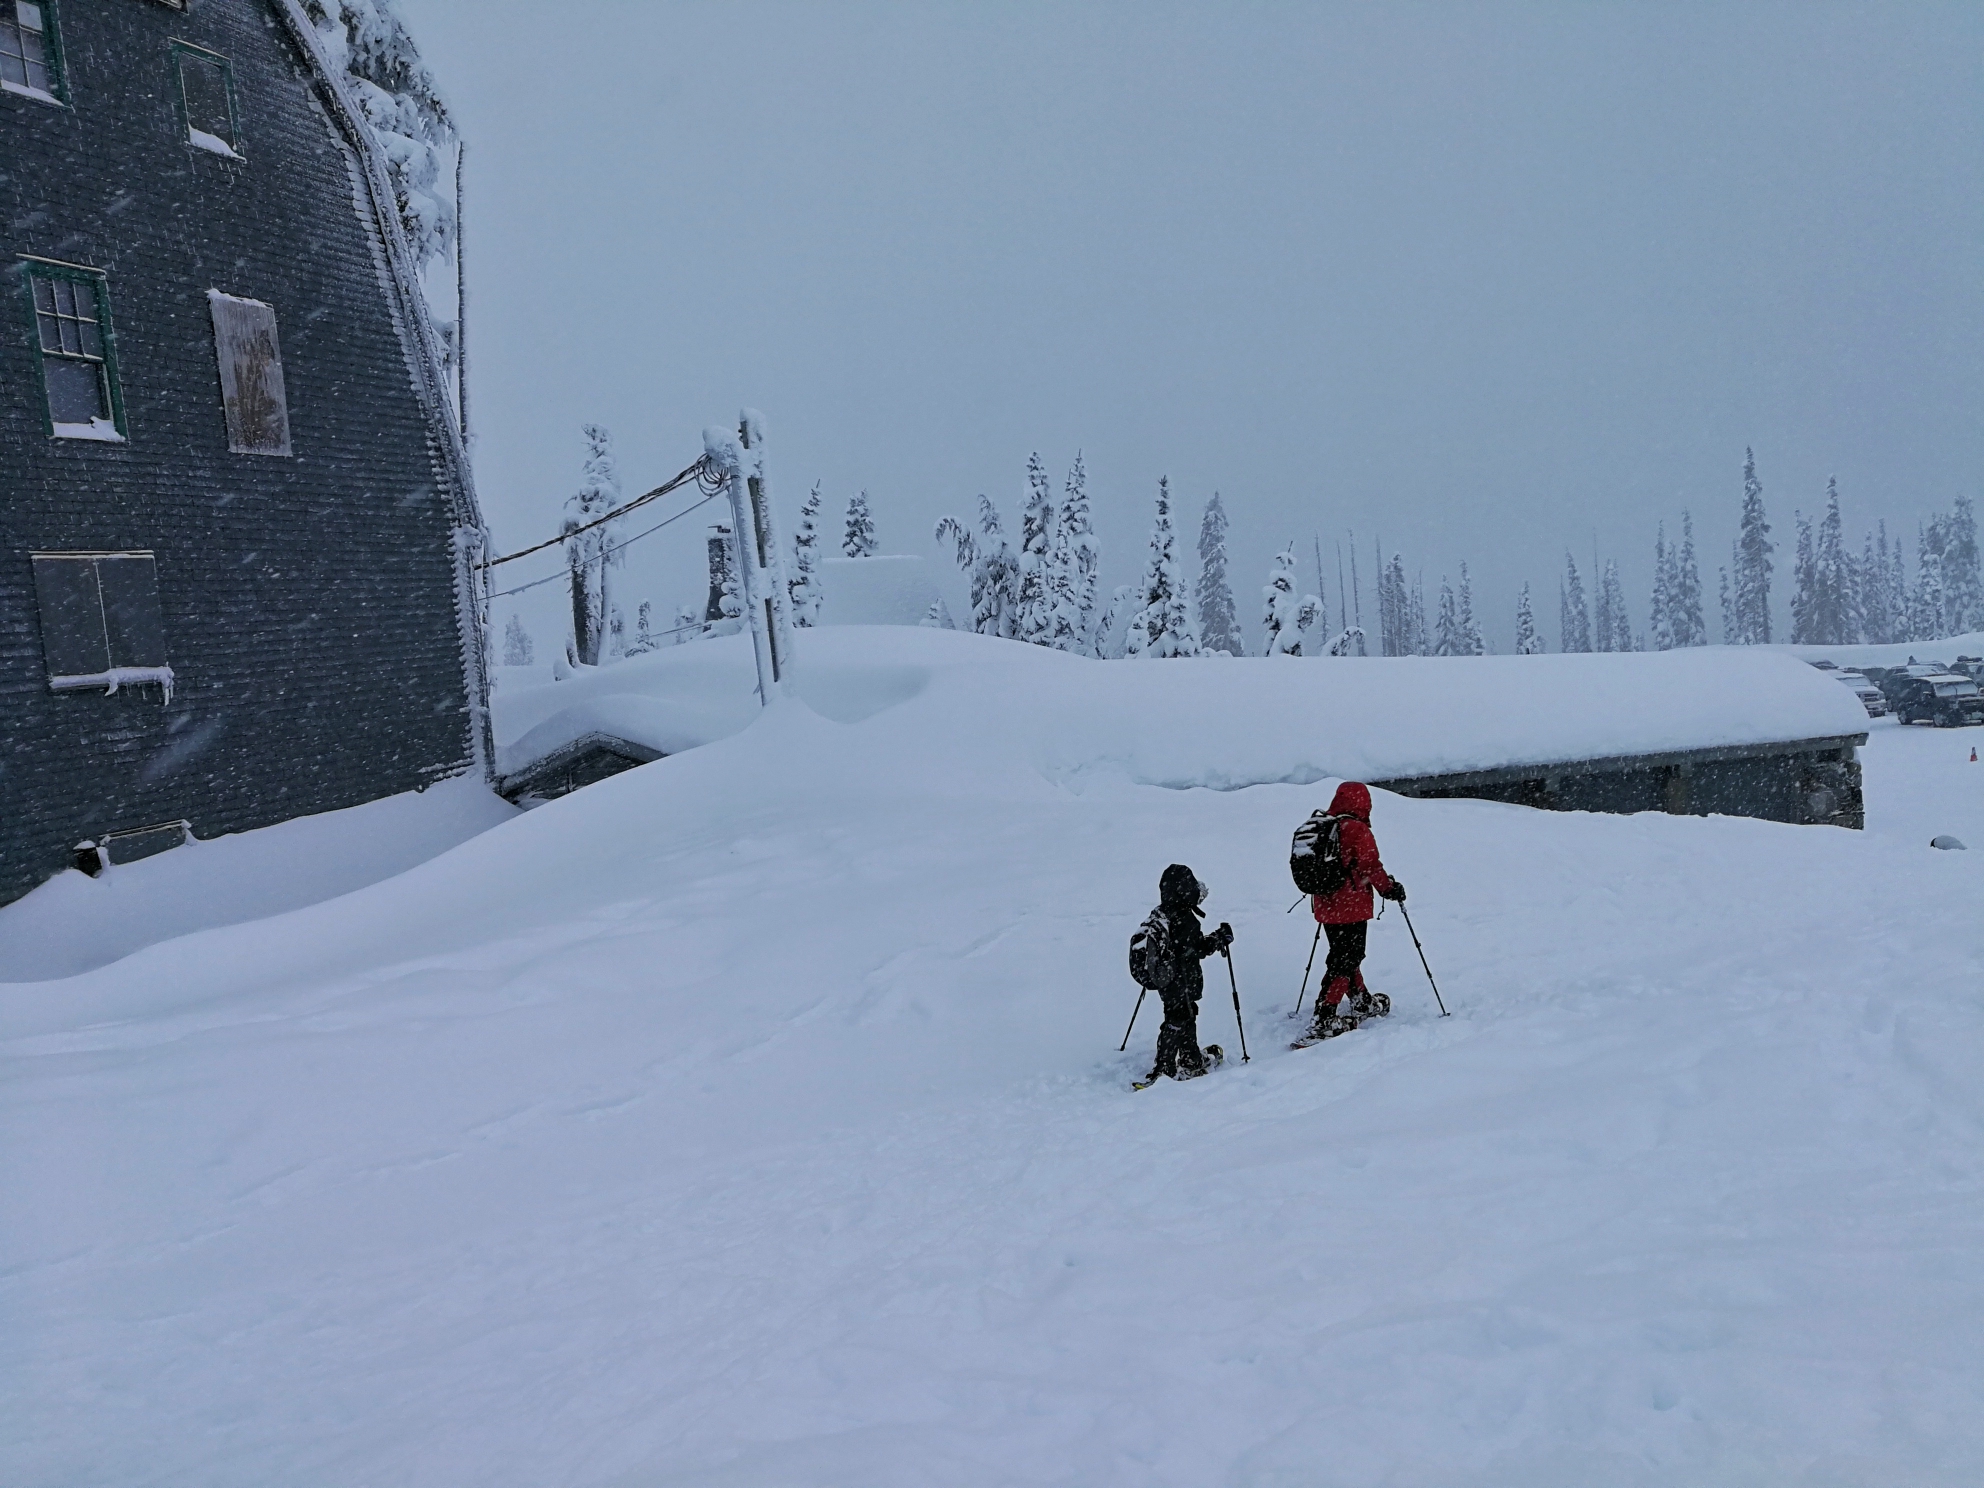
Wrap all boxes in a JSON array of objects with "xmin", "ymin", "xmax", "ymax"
[{"xmin": 708, "ymin": 409, "xmax": 796, "ymax": 704}]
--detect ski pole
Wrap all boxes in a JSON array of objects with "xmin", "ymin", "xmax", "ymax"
[
  {"xmin": 1118, "ymin": 987, "xmax": 1148, "ymax": 1051},
  {"xmin": 1222, "ymin": 947, "xmax": 1249, "ymax": 1062},
  {"xmin": 1293, "ymin": 921, "xmax": 1322, "ymax": 1014},
  {"xmin": 1396, "ymin": 902, "xmax": 1449, "ymax": 1017}
]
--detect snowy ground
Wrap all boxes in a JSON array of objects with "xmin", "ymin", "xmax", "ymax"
[
  {"xmin": 0, "ymin": 777, "xmax": 516, "ymax": 982},
  {"xmin": 4, "ymin": 636, "xmax": 1980, "ymax": 1486}
]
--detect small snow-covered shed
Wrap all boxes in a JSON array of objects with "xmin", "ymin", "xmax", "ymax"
[{"xmin": 815, "ymin": 555, "xmax": 944, "ymax": 627}]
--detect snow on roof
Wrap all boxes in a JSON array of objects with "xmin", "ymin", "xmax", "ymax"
[{"xmin": 495, "ymin": 627, "xmax": 1870, "ymax": 792}]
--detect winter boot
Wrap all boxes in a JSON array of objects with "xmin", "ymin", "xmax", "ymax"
[{"xmin": 1306, "ymin": 1007, "xmax": 1359, "ymax": 1042}]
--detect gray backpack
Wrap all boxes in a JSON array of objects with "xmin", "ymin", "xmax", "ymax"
[{"xmin": 1128, "ymin": 909, "xmax": 1174, "ymax": 990}]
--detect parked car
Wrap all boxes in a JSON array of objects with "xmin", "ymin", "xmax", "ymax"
[
  {"xmin": 1870, "ymin": 662, "xmax": 1947, "ymax": 708},
  {"xmin": 1892, "ymin": 673, "xmax": 1984, "ymax": 727},
  {"xmin": 1833, "ymin": 670, "xmax": 1888, "ymax": 717},
  {"xmin": 1950, "ymin": 655, "xmax": 1984, "ymax": 684}
]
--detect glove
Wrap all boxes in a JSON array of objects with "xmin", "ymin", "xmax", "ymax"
[
  {"xmin": 1381, "ymin": 881, "xmax": 1406, "ymax": 903},
  {"xmin": 1211, "ymin": 922, "xmax": 1234, "ymax": 951}
]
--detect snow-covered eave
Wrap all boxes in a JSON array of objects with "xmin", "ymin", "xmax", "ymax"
[
  {"xmin": 271, "ymin": 0, "xmax": 493, "ymax": 784},
  {"xmin": 1370, "ymin": 729, "xmax": 1869, "ymax": 795}
]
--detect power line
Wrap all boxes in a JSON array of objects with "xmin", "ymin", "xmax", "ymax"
[
  {"xmin": 480, "ymin": 454, "xmax": 726, "ymax": 570},
  {"xmin": 485, "ymin": 487, "xmax": 727, "ymax": 601}
]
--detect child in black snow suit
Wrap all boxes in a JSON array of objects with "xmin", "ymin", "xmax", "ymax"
[{"xmin": 1146, "ymin": 863, "xmax": 1233, "ymax": 1082}]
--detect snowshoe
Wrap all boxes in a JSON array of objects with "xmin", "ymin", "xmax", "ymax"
[
  {"xmin": 1289, "ymin": 1012, "xmax": 1360, "ymax": 1050},
  {"xmin": 1349, "ymin": 991, "xmax": 1391, "ymax": 1020},
  {"xmin": 1133, "ymin": 1045, "xmax": 1224, "ymax": 1090}
]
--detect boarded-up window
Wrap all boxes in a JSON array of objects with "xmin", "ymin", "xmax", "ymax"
[
  {"xmin": 208, "ymin": 290, "xmax": 291, "ymax": 455},
  {"xmin": 30, "ymin": 551, "xmax": 174, "ymax": 699}
]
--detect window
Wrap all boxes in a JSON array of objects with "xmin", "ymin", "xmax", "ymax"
[
  {"xmin": 21, "ymin": 259, "xmax": 125, "ymax": 440},
  {"xmin": 172, "ymin": 40, "xmax": 240, "ymax": 157},
  {"xmin": 29, "ymin": 552, "xmax": 174, "ymax": 701},
  {"xmin": 0, "ymin": 1, "xmax": 64, "ymax": 105},
  {"xmin": 208, "ymin": 290, "xmax": 292, "ymax": 455}
]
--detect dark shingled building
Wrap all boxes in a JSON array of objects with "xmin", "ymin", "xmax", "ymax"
[{"xmin": 1, "ymin": 0, "xmax": 489, "ymax": 906}]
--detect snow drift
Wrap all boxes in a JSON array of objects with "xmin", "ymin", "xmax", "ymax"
[
  {"xmin": 6, "ymin": 631, "xmax": 1973, "ymax": 1486},
  {"xmin": 495, "ymin": 626, "xmax": 1871, "ymax": 793}
]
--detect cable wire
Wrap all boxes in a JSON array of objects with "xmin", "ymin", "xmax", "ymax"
[
  {"xmin": 480, "ymin": 454, "xmax": 726, "ymax": 570},
  {"xmin": 484, "ymin": 486, "xmax": 727, "ymax": 601}
]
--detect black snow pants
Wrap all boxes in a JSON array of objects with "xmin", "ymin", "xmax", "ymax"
[
  {"xmin": 1319, "ymin": 920, "xmax": 1369, "ymax": 1009},
  {"xmin": 1151, "ymin": 988, "xmax": 1209, "ymax": 1080}
]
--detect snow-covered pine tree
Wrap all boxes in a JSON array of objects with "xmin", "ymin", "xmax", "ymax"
[
  {"xmin": 501, "ymin": 613, "xmax": 534, "ymax": 665},
  {"xmin": 1858, "ymin": 528, "xmax": 1889, "ymax": 645},
  {"xmin": 1718, "ymin": 567, "xmax": 1733, "ymax": 642},
  {"xmin": 1672, "ymin": 511, "xmax": 1706, "ymax": 646},
  {"xmin": 1094, "ymin": 582, "xmax": 1136, "ymax": 659},
  {"xmin": 1560, "ymin": 552, "xmax": 1592, "ymax": 652},
  {"xmin": 1813, "ymin": 479, "xmax": 1857, "ymax": 644},
  {"xmin": 1048, "ymin": 452, "xmax": 1100, "ymax": 652},
  {"xmin": 789, "ymin": 481, "xmax": 823, "ymax": 626},
  {"xmin": 672, "ymin": 603, "xmax": 699, "ymax": 646},
  {"xmin": 1127, "ymin": 478, "xmax": 1201, "ymax": 658},
  {"xmin": 1889, "ymin": 532, "xmax": 1910, "ymax": 641},
  {"xmin": 842, "ymin": 490, "xmax": 878, "ymax": 558},
  {"xmin": 1788, "ymin": 512, "xmax": 1816, "ymax": 644},
  {"xmin": 1379, "ymin": 553, "xmax": 1403, "ymax": 655},
  {"xmin": 301, "ymin": 1, "xmax": 461, "ymax": 385},
  {"xmin": 1195, "ymin": 492, "xmax": 1244, "ymax": 656},
  {"xmin": 704, "ymin": 524, "xmax": 743, "ymax": 635},
  {"xmin": 621, "ymin": 600, "xmax": 653, "ymax": 655},
  {"xmin": 934, "ymin": 495, "xmax": 1020, "ymax": 639},
  {"xmin": 1649, "ymin": 525, "xmax": 1674, "ymax": 650},
  {"xmin": 561, "ymin": 423, "xmax": 623, "ymax": 665},
  {"xmin": 1909, "ymin": 524, "xmax": 1945, "ymax": 640},
  {"xmin": 1456, "ymin": 563, "xmax": 1484, "ymax": 655},
  {"xmin": 1410, "ymin": 574, "xmax": 1429, "ymax": 656},
  {"xmin": 1261, "ymin": 544, "xmax": 1306, "ymax": 656},
  {"xmin": 1731, "ymin": 448, "xmax": 1774, "ymax": 643},
  {"xmin": 921, "ymin": 596, "xmax": 957, "ymax": 629},
  {"xmin": 1514, "ymin": 582, "xmax": 1542, "ymax": 653},
  {"xmin": 1942, "ymin": 496, "xmax": 1982, "ymax": 635},
  {"xmin": 1014, "ymin": 454, "xmax": 1057, "ymax": 646},
  {"xmin": 1433, "ymin": 578, "xmax": 1459, "ymax": 656},
  {"xmin": 1596, "ymin": 560, "xmax": 1630, "ymax": 651}
]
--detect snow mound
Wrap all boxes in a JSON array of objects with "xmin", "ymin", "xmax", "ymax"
[
  {"xmin": 496, "ymin": 627, "xmax": 1871, "ymax": 794},
  {"xmin": 1780, "ymin": 630, "xmax": 1984, "ymax": 668},
  {"xmin": 0, "ymin": 776, "xmax": 514, "ymax": 982},
  {"xmin": 2, "ymin": 663, "xmax": 1976, "ymax": 1484}
]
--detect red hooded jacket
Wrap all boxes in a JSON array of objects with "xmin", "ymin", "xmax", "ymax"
[{"xmin": 1310, "ymin": 781, "xmax": 1397, "ymax": 925}]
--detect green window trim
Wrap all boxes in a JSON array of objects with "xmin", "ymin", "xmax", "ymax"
[
  {"xmin": 169, "ymin": 38, "xmax": 243, "ymax": 159},
  {"xmin": 0, "ymin": 0, "xmax": 69, "ymax": 106},
  {"xmin": 17, "ymin": 257, "xmax": 128, "ymax": 441}
]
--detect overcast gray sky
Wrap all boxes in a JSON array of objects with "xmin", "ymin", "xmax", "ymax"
[{"xmin": 400, "ymin": 0, "xmax": 1984, "ymax": 651}]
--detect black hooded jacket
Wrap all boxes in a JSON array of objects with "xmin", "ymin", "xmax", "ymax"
[{"xmin": 1155, "ymin": 863, "xmax": 1221, "ymax": 1003}]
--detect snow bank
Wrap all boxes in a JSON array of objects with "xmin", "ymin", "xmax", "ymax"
[
  {"xmin": 1779, "ymin": 630, "xmax": 1984, "ymax": 669},
  {"xmin": 495, "ymin": 626, "xmax": 1872, "ymax": 794},
  {"xmin": 0, "ymin": 776, "xmax": 515, "ymax": 982},
  {"xmin": 3, "ymin": 665, "xmax": 1977, "ymax": 1484}
]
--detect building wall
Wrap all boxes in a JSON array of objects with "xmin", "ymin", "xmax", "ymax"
[{"xmin": 0, "ymin": 0, "xmax": 478, "ymax": 905}]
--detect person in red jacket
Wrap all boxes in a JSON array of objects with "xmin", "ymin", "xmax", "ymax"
[{"xmin": 1308, "ymin": 781, "xmax": 1405, "ymax": 1039}]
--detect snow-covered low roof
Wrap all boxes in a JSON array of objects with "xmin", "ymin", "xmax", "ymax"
[{"xmin": 494, "ymin": 628, "xmax": 1870, "ymax": 793}]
